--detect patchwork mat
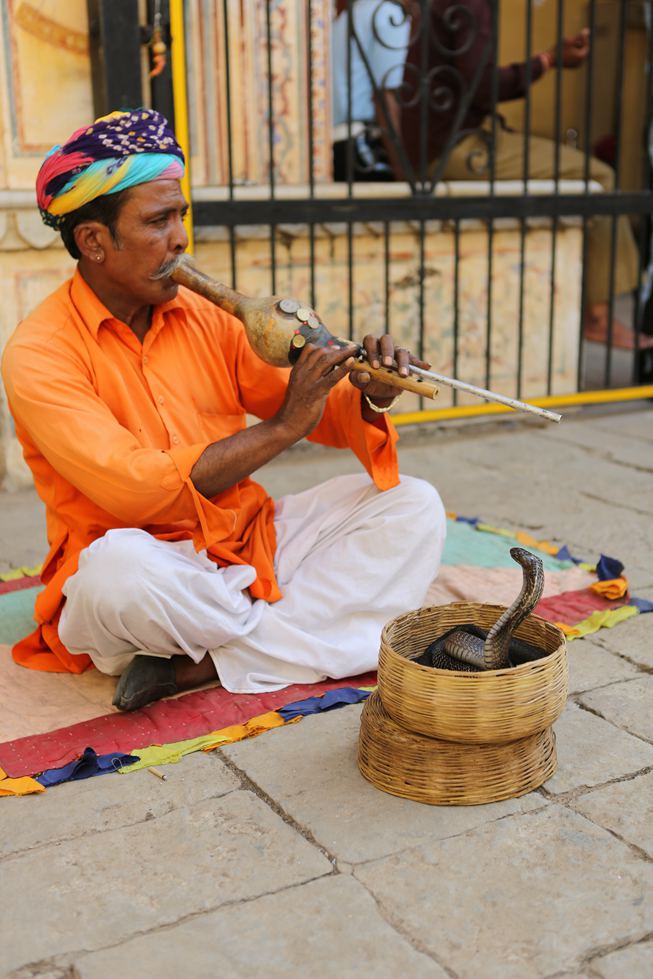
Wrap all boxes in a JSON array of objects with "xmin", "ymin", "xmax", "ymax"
[{"xmin": 1, "ymin": 516, "xmax": 650, "ymax": 797}]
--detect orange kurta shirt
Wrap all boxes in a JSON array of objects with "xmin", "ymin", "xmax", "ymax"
[{"xmin": 2, "ymin": 270, "xmax": 399, "ymax": 673}]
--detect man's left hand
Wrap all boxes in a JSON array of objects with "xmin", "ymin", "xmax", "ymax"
[{"xmin": 348, "ymin": 333, "xmax": 430, "ymax": 409}]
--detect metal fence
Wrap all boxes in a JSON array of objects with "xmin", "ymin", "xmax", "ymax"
[{"xmin": 131, "ymin": 2, "xmax": 653, "ymax": 418}]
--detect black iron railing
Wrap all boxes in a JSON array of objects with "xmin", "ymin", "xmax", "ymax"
[{"xmin": 93, "ymin": 0, "xmax": 653, "ymax": 412}]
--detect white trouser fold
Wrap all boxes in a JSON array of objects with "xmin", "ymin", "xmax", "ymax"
[{"xmin": 59, "ymin": 474, "xmax": 446, "ymax": 693}]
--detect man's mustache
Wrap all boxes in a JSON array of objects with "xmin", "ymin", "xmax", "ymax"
[{"xmin": 150, "ymin": 256, "xmax": 183, "ymax": 280}]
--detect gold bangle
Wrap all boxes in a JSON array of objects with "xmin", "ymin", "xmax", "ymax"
[{"xmin": 363, "ymin": 393, "xmax": 401, "ymax": 414}]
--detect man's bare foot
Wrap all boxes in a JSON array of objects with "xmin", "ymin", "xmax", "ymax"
[
  {"xmin": 584, "ymin": 305, "xmax": 653, "ymax": 350},
  {"xmin": 174, "ymin": 654, "xmax": 220, "ymax": 692}
]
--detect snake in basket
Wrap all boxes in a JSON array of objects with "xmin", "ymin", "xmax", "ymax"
[{"xmin": 424, "ymin": 547, "xmax": 545, "ymax": 672}]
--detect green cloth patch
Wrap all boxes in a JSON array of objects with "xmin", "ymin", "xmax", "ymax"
[
  {"xmin": 442, "ymin": 521, "xmax": 573, "ymax": 572},
  {"xmin": 0, "ymin": 586, "xmax": 42, "ymax": 645}
]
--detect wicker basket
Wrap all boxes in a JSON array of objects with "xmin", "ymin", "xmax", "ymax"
[
  {"xmin": 358, "ymin": 691, "xmax": 557, "ymax": 805},
  {"xmin": 378, "ymin": 603, "xmax": 568, "ymax": 744}
]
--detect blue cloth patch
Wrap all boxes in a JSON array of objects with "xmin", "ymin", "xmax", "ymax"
[
  {"xmin": 595, "ymin": 554, "xmax": 624, "ymax": 581},
  {"xmin": 36, "ymin": 747, "xmax": 138, "ymax": 787},
  {"xmin": 630, "ymin": 596, "xmax": 653, "ymax": 613},
  {"xmin": 555, "ymin": 544, "xmax": 582, "ymax": 564},
  {"xmin": 278, "ymin": 687, "xmax": 371, "ymax": 721}
]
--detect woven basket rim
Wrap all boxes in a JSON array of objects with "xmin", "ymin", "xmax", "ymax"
[{"xmin": 381, "ymin": 603, "xmax": 565, "ymax": 678}]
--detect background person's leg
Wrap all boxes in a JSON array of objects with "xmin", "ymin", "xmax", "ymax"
[{"xmin": 441, "ymin": 128, "xmax": 641, "ymax": 342}]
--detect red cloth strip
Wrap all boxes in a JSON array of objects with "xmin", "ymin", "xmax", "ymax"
[
  {"xmin": 535, "ymin": 587, "xmax": 628, "ymax": 625},
  {"xmin": 0, "ymin": 576, "xmax": 41, "ymax": 595},
  {"xmin": 0, "ymin": 671, "xmax": 376, "ymax": 778}
]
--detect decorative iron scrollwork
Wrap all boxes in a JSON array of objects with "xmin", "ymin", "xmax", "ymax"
[{"xmin": 344, "ymin": 0, "xmax": 494, "ymax": 193}]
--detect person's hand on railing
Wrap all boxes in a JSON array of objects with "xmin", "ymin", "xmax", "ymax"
[{"xmin": 545, "ymin": 27, "xmax": 590, "ymax": 71}]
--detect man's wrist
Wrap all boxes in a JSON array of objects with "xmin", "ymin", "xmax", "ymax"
[
  {"xmin": 539, "ymin": 50, "xmax": 554, "ymax": 72},
  {"xmin": 360, "ymin": 390, "xmax": 401, "ymax": 423},
  {"xmin": 365, "ymin": 393, "xmax": 396, "ymax": 407}
]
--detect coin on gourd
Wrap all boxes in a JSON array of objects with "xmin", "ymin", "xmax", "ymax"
[{"xmin": 279, "ymin": 298, "xmax": 300, "ymax": 314}]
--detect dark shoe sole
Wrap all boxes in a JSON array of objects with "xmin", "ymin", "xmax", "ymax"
[{"xmin": 112, "ymin": 654, "xmax": 178, "ymax": 712}]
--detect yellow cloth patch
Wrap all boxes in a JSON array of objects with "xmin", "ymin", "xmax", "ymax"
[
  {"xmin": 0, "ymin": 765, "xmax": 45, "ymax": 796},
  {"xmin": 0, "ymin": 565, "xmax": 41, "ymax": 581},
  {"xmin": 201, "ymin": 711, "xmax": 299, "ymax": 751},
  {"xmin": 590, "ymin": 576, "xmax": 629, "ymax": 600},
  {"xmin": 560, "ymin": 604, "xmax": 638, "ymax": 639},
  {"xmin": 122, "ymin": 711, "xmax": 299, "ymax": 773},
  {"xmin": 120, "ymin": 731, "xmax": 232, "ymax": 773},
  {"xmin": 513, "ymin": 530, "xmax": 559, "ymax": 555}
]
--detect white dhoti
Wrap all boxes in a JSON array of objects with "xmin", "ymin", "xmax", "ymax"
[{"xmin": 59, "ymin": 474, "xmax": 446, "ymax": 693}]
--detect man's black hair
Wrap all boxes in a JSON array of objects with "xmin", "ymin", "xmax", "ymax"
[{"xmin": 59, "ymin": 188, "xmax": 131, "ymax": 259}]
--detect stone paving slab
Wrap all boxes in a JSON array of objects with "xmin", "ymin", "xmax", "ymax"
[
  {"xmin": 579, "ymin": 677, "xmax": 653, "ymax": 744},
  {"xmin": 566, "ymin": 638, "xmax": 641, "ymax": 695},
  {"xmin": 72, "ymin": 875, "xmax": 446, "ymax": 979},
  {"xmin": 569, "ymin": 770, "xmax": 653, "ymax": 859},
  {"xmin": 222, "ymin": 704, "xmax": 547, "ymax": 865},
  {"xmin": 545, "ymin": 416, "xmax": 653, "ymax": 471},
  {"xmin": 398, "ymin": 443, "xmax": 653, "ymax": 582},
  {"xmin": 354, "ymin": 805, "xmax": 653, "ymax": 979},
  {"xmin": 542, "ymin": 702, "xmax": 653, "ymax": 796},
  {"xmin": 440, "ymin": 428, "xmax": 653, "ymax": 518},
  {"xmin": 590, "ymin": 938, "xmax": 653, "ymax": 978},
  {"xmin": 0, "ymin": 790, "xmax": 331, "ymax": 975},
  {"xmin": 582, "ymin": 409, "xmax": 653, "ymax": 442},
  {"xmin": 5, "ymin": 971, "xmax": 69, "ymax": 979},
  {"xmin": 0, "ymin": 488, "xmax": 45, "ymax": 572},
  {"xmin": 592, "ymin": 610, "xmax": 653, "ymax": 669},
  {"xmin": 0, "ymin": 752, "xmax": 239, "ymax": 859}
]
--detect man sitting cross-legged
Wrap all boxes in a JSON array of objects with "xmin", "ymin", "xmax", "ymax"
[{"xmin": 1, "ymin": 108, "xmax": 446, "ymax": 711}]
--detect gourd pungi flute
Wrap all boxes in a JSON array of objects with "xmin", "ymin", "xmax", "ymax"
[{"xmin": 164, "ymin": 255, "xmax": 562, "ymax": 424}]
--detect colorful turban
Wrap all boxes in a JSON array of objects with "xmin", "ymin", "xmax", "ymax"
[{"xmin": 36, "ymin": 108, "xmax": 185, "ymax": 229}]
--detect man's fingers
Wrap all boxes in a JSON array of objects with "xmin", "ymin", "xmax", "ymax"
[
  {"xmin": 380, "ymin": 334, "xmax": 396, "ymax": 367},
  {"xmin": 349, "ymin": 370, "xmax": 371, "ymax": 389},
  {"xmin": 298, "ymin": 342, "xmax": 358, "ymax": 375},
  {"xmin": 409, "ymin": 353, "xmax": 431, "ymax": 370},
  {"xmin": 325, "ymin": 356, "xmax": 356, "ymax": 387},
  {"xmin": 395, "ymin": 347, "xmax": 410, "ymax": 377},
  {"xmin": 362, "ymin": 334, "xmax": 381, "ymax": 369}
]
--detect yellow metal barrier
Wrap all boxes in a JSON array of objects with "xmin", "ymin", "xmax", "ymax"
[{"xmin": 393, "ymin": 385, "xmax": 653, "ymax": 426}]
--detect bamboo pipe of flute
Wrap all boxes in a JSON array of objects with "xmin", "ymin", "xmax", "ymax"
[
  {"xmin": 167, "ymin": 256, "xmax": 561, "ymax": 423},
  {"xmin": 408, "ymin": 366, "xmax": 562, "ymax": 422}
]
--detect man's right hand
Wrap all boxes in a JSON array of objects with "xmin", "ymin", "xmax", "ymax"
[
  {"xmin": 274, "ymin": 342, "xmax": 358, "ymax": 441},
  {"xmin": 551, "ymin": 28, "xmax": 590, "ymax": 69}
]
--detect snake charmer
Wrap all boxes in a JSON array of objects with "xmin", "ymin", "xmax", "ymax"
[{"xmin": 1, "ymin": 109, "xmax": 446, "ymax": 711}]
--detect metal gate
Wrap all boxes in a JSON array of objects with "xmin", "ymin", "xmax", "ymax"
[{"xmin": 99, "ymin": 1, "xmax": 653, "ymax": 422}]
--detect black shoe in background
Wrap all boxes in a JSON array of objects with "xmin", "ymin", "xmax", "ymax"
[{"xmin": 333, "ymin": 128, "xmax": 395, "ymax": 182}]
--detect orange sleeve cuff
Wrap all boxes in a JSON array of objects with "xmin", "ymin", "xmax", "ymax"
[{"xmin": 310, "ymin": 382, "xmax": 400, "ymax": 491}]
